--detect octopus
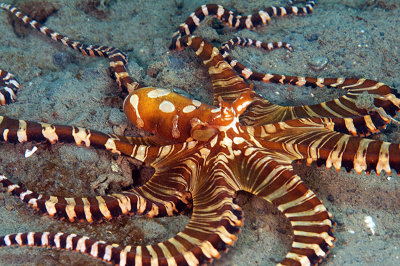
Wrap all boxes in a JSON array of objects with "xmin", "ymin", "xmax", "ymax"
[{"xmin": 0, "ymin": 1, "xmax": 400, "ymax": 265}]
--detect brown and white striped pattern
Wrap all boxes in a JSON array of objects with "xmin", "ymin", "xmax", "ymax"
[
  {"xmin": 240, "ymin": 77, "xmax": 400, "ymax": 127},
  {"xmin": 0, "ymin": 173, "xmax": 190, "ymax": 222},
  {"xmin": 179, "ymin": 36, "xmax": 252, "ymax": 105},
  {"xmin": 171, "ymin": 6, "xmax": 400, "ymax": 131},
  {"xmin": 210, "ymin": 35, "xmax": 400, "ymax": 128},
  {"xmin": 246, "ymin": 114, "xmax": 389, "ymax": 139},
  {"xmin": 220, "ymin": 36, "xmax": 293, "ymax": 57},
  {"xmin": 0, "ymin": 3, "xmax": 140, "ymax": 94},
  {"xmin": 0, "ymin": 69, "xmax": 21, "ymax": 105},
  {"xmin": 2, "ymin": 1, "xmax": 400, "ymax": 266},
  {"xmin": 179, "ymin": 36, "xmax": 400, "ymax": 136},
  {"xmin": 246, "ymin": 118, "xmax": 400, "ymax": 175},
  {"xmin": 0, "ymin": 116, "xmax": 199, "ymax": 221},
  {"xmin": 238, "ymin": 150, "xmax": 335, "ymax": 265},
  {"xmin": 0, "ymin": 115, "xmax": 157, "ymax": 160},
  {"xmin": 170, "ymin": 1, "xmax": 316, "ymax": 50},
  {"xmin": 0, "ymin": 115, "xmax": 209, "ymax": 166},
  {"xmin": 0, "ymin": 132, "xmax": 244, "ymax": 265},
  {"xmin": 0, "ymin": 188, "xmax": 242, "ymax": 266}
]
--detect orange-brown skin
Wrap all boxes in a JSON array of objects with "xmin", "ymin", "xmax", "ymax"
[
  {"xmin": 124, "ymin": 87, "xmax": 215, "ymax": 142},
  {"xmin": 124, "ymin": 87, "xmax": 253, "ymax": 143}
]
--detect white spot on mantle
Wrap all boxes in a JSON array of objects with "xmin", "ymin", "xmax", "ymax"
[
  {"xmin": 192, "ymin": 99, "xmax": 201, "ymax": 107},
  {"xmin": 159, "ymin": 100, "xmax": 175, "ymax": 113},
  {"xmin": 183, "ymin": 105, "xmax": 196, "ymax": 113},
  {"xmin": 147, "ymin": 88, "xmax": 170, "ymax": 98}
]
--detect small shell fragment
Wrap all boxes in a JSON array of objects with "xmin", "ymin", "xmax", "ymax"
[
  {"xmin": 364, "ymin": 216, "xmax": 376, "ymax": 235},
  {"xmin": 25, "ymin": 146, "xmax": 38, "ymax": 158}
]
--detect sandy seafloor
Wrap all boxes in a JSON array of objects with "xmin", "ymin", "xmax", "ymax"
[{"xmin": 0, "ymin": 0, "xmax": 400, "ymax": 265}]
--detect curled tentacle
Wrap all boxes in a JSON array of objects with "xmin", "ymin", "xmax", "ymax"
[
  {"xmin": 169, "ymin": 1, "xmax": 316, "ymax": 50},
  {"xmin": 214, "ymin": 36, "xmax": 400, "ymax": 127},
  {"xmin": 0, "ymin": 181, "xmax": 242, "ymax": 265},
  {"xmin": 240, "ymin": 77, "xmax": 400, "ymax": 127},
  {"xmin": 0, "ymin": 115, "xmax": 208, "ymax": 222},
  {"xmin": 0, "ymin": 70, "xmax": 21, "ymax": 106},
  {"xmin": 0, "ymin": 174, "xmax": 191, "ymax": 223},
  {"xmin": 0, "ymin": 3, "xmax": 140, "ymax": 93},
  {"xmin": 238, "ymin": 153, "xmax": 335, "ymax": 265}
]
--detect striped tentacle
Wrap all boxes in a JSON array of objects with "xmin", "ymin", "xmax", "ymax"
[
  {"xmin": 0, "ymin": 150, "xmax": 242, "ymax": 264},
  {"xmin": 238, "ymin": 154, "xmax": 335, "ymax": 265},
  {"xmin": 219, "ymin": 36, "xmax": 292, "ymax": 85},
  {"xmin": 220, "ymin": 37, "xmax": 294, "ymax": 81},
  {"xmin": 0, "ymin": 115, "xmax": 167, "ymax": 162},
  {"xmin": 0, "ymin": 116, "xmax": 207, "ymax": 165},
  {"xmin": 0, "ymin": 232, "xmax": 132, "ymax": 264},
  {"xmin": 0, "ymin": 116, "xmax": 214, "ymax": 222},
  {"xmin": 179, "ymin": 36, "xmax": 294, "ymax": 124},
  {"xmin": 0, "ymin": 172, "xmax": 190, "ymax": 223},
  {"xmin": 169, "ymin": 1, "xmax": 316, "ymax": 50},
  {"xmin": 245, "ymin": 113, "xmax": 390, "ymax": 141},
  {"xmin": 220, "ymin": 36, "xmax": 293, "ymax": 59},
  {"xmin": 294, "ymin": 131, "xmax": 400, "ymax": 175},
  {"xmin": 179, "ymin": 36, "xmax": 251, "ymax": 105},
  {"xmin": 0, "ymin": 3, "xmax": 140, "ymax": 93},
  {"xmin": 240, "ymin": 77, "xmax": 400, "ymax": 126},
  {"xmin": 0, "ymin": 172, "xmax": 242, "ymax": 265},
  {"xmin": 215, "ymin": 36, "xmax": 400, "ymax": 128},
  {"xmin": 254, "ymin": 120, "xmax": 400, "ymax": 175},
  {"xmin": 0, "ymin": 69, "xmax": 21, "ymax": 106},
  {"xmin": 0, "ymin": 195, "xmax": 241, "ymax": 266},
  {"xmin": 108, "ymin": 52, "xmax": 142, "ymax": 94},
  {"xmin": 177, "ymin": 169, "xmax": 243, "ymax": 264},
  {"xmin": 0, "ymin": 231, "xmax": 162, "ymax": 265},
  {"xmin": 244, "ymin": 74, "xmax": 400, "ymax": 119}
]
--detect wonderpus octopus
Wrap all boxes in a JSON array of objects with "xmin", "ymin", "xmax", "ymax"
[{"xmin": 0, "ymin": 1, "xmax": 399, "ymax": 265}]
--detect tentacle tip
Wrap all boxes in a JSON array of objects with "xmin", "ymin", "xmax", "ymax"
[{"xmin": 222, "ymin": 247, "xmax": 230, "ymax": 253}]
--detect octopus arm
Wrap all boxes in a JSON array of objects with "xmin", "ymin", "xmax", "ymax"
[
  {"xmin": 0, "ymin": 3, "xmax": 140, "ymax": 94},
  {"xmin": 179, "ymin": 35, "xmax": 251, "ymax": 105},
  {"xmin": 0, "ymin": 169, "xmax": 243, "ymax": 266},
  {"xmin": 246, "ymin": 114, "xmax": 390, "ymax": 139},
  {"xmin": 238, "ymin": 154, "xmax": 335, "ymax": 265},
  {"xmin": 240, "ymin": 77, "xmax": 400, "ymax": 128},
  {"xmin": 169, "ymin": 1, "xmax": 316, "ymax": 50},
  {"xmin": 252, "ymin": 120, "xmax": 400, "ymax": 175}
]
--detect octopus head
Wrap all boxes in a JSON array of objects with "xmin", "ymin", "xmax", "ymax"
[{"xmin": 190, "ymin": 87, "xmax": 253, "ymax": 141}]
